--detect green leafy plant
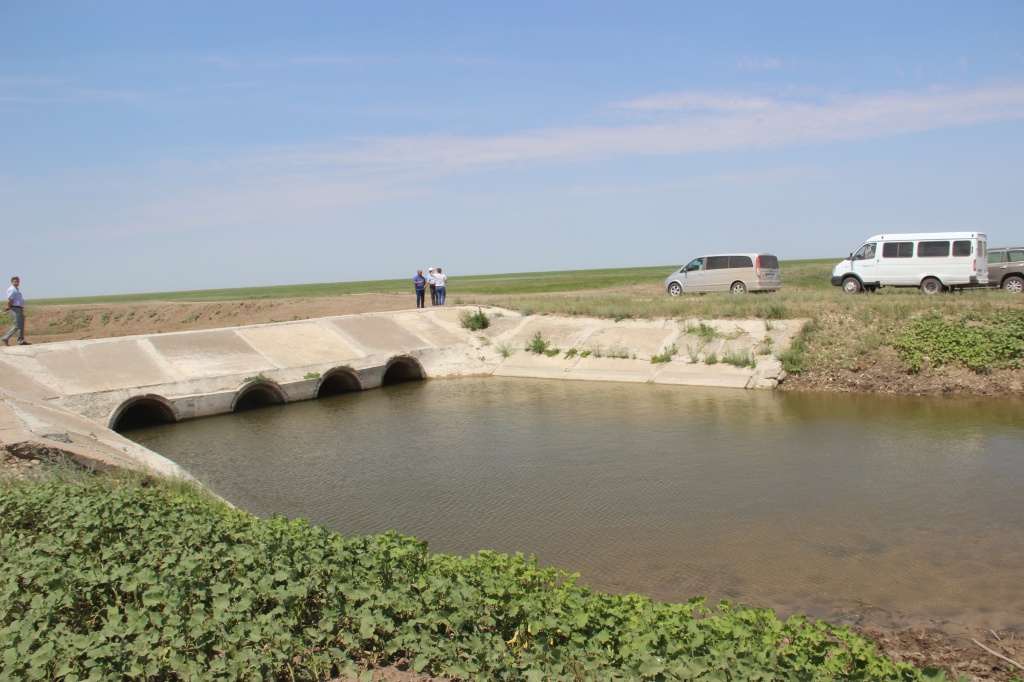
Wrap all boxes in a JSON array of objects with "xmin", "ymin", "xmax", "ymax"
[
  {"xmin": 495, "ymin": 340, "xmax": 515, "ymax": 358},
  {"xmin": 650, "ymin": 344, "xmax": 679, "ymax": 364},
  {"xmin": 181, "ymin": 313, "xmax": 200, "ymax": 324},
  {"xmin": 564, "ymin": 347, "xmax": 578, "ymax": 358},
  {"xmin": 893, "ymin": 310, "xmax": 1024, "ymax": 374},
  {"xmin": 686, "ymin": 321, "xmax": 721, "ymax": 343},
  {"xmin": 704, "ymin": 351, "xmax": 719, "ymax": 365},
  {"xmin": 303, "ymin": 372, "xmax": 321, "ymax": 380},
  {"xmin": 525, "ymin": 331, "xmax": 551, "ymax": 354},
  {"xmin": 459, "ymin": 308, "xmax": 490, "ymax": 331},
  {"xmin": 580, "ymin": 349, "xmax": 592, "ymax": 358},
  {"xmin": 243, "ymin": 373, "xmax": 270, "ymax": 383},
  {"xmin": 0, "ymin": 474, "xmax": 936, "ymax": 682}
]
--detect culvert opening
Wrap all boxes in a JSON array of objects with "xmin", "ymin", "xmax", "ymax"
[
  {"xmin": 317, "ymin": 369, "xmax": 362, "ymax": 397},
  {"xmin": 234, "ymin": 383, "xmax": 286, "ymax": 412},
  {"xmin": 112, "ymin": 398, "xmax": 177, "ymax": 432},
  {"xmin": 381, "ymin": 357, "xmax": 425, "ymax": 386}
]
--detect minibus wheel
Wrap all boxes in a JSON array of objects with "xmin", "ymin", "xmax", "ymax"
[
  {"xmin": 730, "ymin": 281, "xmax": 747, "ymax": 294},
  {"xmin": 920, "ymin": 277, "xmax": 943, "ymax": 295},
  {"xmin": 842, "ymin": 277, "xmax": 862, "ymax": 294},
  {"xmin": 667, "ymin": 282, "xmax": 683, "ymax": 296}
]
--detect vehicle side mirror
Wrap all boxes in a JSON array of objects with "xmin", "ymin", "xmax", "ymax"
[{"xmin": 849, "ymin": 252, "xmax": 855, "ymax": 260}]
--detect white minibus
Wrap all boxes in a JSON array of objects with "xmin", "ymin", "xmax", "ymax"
[{"xmin": 830, "ymin": 232, "xmax": 988, "ymax": 294}]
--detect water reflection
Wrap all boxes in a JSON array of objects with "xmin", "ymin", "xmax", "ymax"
[{"xmin": 129, "ymin": 378, "xmax": 1024, "ymax": 629}]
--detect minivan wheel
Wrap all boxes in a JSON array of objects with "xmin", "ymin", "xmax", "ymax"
[
  {"xmin": 667, "ymin": 282, "xmax": 683, "ymax": 296},
  {"xmin": 920, "ymin": 277, "xmax": 943, "ymax": 295},
  {"xmin": 730, "ymin": 281, "xmax": 747, "ymax": 294},
  {"xmin": 1003, "ymin": 276, "xmax": 1024, "ymax": 294},
  {"xmin": 842, "ymin": 277, "xmax": 862, "ymax": 294}
]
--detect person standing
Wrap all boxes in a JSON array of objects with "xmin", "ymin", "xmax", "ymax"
[
  {"xmin": 3, "ymin": 276, "xmax": 29, "ymax": 346},
  {"xmin": 434, "ymin": 267, "xmax": 448, "ymax": 306},
  {"xmin": 413, "ymin": 269, "xmax": 426, "ymax": 308},
  {"xmin": 427, "ymin": 267, "xmax": 438, "ymax": 306}
]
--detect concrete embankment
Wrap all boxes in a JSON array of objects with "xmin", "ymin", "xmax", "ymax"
[{"xmin": 0, "ymin": 306, "xmax": 802, "ymax": 475}]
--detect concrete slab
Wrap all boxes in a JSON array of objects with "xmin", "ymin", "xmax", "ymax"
[
  {"xmin": 0, "ymin": 357, "xmax": 60, "ymax": 399},
  {"xmin": 651, "ymin": 361, "xmax": 755, "ymax": 388},
  {"xmin": 586, "ymin": 327, "xmax": 679, "ymax": 359},
  {"xmin": 508, "ymin": 318, "xmax": 599, "ymax": 351},
  {"xmin": 238, "ymin": 322, "xmax": 364, "ymax": 367},
  {"xmin": 566, "ymin": 356, "xmax": 659, "ymax": 383},
  {"xmin": 148, "ymin": 330, "xmax": 272, "ymax": 377},
  {"xmin": 389, "ymin": 311, "xmax": 465, "ymax": 347},
  {"xmin": 492, "ymin": 351, "xmax": 576, "ymax": 380},
  {"xmin": 35, "ymin": 340, "xmax": 178, "ymax": 393},
  {"xmin": 326, "ymin": 315, "xmax": 431, "ymax": 354}
]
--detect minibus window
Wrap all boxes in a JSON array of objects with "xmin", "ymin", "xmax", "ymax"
[
  {"xmin": 706, "ymin": 256, "xmax": 730, "ymax": 270},
  {"xmin": 952, "ymin": 241, "xmax": 972, "ymax": 257},
  {"xmin": 729, "ymin": 255, "xmax": 753, "ymax": 268},
  {"xmin": 918, "ymin": 241, "xmax": 951, "ymax": 257},
  {"xmin": 883, "ymin": 242, "xmax": 913, "ymax": 258}
]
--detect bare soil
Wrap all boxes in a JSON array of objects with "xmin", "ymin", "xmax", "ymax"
[{"xmin": 7, "ymin": 293, "xmax": 1024, "ymax": 680}]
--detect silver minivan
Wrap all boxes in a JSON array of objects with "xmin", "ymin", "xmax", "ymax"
[{"xmin": 664, "ymin": 253, "xmax": 781, "ymax": 295}]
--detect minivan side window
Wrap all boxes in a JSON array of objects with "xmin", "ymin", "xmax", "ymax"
[
  {"xmin": 882, "ymin": 242, "xmax": 913, "ymax": 258},
  {"xmin": 952, "ymin": 240, "xmax": 972, "ymax": 257},
  {"xmin": 684, "ymin": 258, "xmax": 704, "ymax": 272},
  {"xmin": 728, "ymin": 255, "xmax": 753, "ymax": 268},
  {"xmin": 706, "ymin": 256, "xmax": 730, "ymax": 270},
  {"xmin": 918, "ymin": 241, "xmax": 951, "ymax": 257}
]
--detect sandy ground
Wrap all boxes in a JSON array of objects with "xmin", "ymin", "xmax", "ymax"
[{"xmin": 5, "ymin": 292, "xmax": 1024, "ymax": 679}]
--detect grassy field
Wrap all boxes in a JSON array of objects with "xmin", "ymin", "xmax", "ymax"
[{"xmin": 35, "ymin": 263, "xmax": 689, "ymax": 305}]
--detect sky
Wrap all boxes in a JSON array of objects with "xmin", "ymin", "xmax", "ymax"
[{"xmin": 2, "ymin": 1, "xmax": 1023, "ymax": 299}]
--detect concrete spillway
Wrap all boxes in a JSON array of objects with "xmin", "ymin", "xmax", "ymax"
[{"xmin": 0, "ymin": 306, "xmax": 801, "ymax": 476}]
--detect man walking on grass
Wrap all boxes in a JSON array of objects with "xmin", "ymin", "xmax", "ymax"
[{"xmin": 3, "ymin": 276, "xmax": 30, "ymax": 346}]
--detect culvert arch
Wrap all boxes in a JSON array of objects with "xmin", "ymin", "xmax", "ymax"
[
  {"xmin": 381, "ymin": 355, "xmax": 426, "ymax": 386},
  {"xmin": 110, "ymin": 394, "xmax": 179, "ymax": 432},
  {"xmin": 232, "ymin": 380, "xmax": 287, "ymax": 412},
  {"xmin": 316, "ymin": 367, "xmax": 362, "ymax": 397}
]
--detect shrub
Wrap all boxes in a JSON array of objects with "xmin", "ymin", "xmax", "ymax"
[
  {"xmin": 459, "ymin": 308, "xmax": 490, "ymax": 331},
  {"xmin": 651, "ymin": 344, "xmax": 679, "ymax": 364}
]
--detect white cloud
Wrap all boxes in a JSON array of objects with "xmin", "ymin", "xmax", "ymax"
[{"xmin": 227, "ymin": 82, "xmax": 1024, "ymax": 175}]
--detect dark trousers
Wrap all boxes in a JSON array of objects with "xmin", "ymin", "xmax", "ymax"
[
  {"xmin": 429, "ymin": 284, "xmax": 437, "ymax": 305},
  {"xmin": 415, "ymin": 289, "xmax": 425, "ymax": 308}
]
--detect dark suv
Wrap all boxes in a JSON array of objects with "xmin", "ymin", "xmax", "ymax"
[{"xmin": 988, "ymin": 248, "xmax": 1024, "ymax": 293}]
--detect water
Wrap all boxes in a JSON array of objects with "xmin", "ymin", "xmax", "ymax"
[{"xmin": 129, "ymin": 378, "xmax": 1024, "ymax": 629}]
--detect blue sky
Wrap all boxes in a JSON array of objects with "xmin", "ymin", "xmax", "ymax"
[{"xmin": 2, "ymin": 1, "xmax": 1023, "ymax": 298}]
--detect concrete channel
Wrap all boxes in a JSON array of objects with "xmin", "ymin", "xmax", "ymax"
[{"xmin": 0, "ymin": 306, "xmax": 803, "ymax": 476}]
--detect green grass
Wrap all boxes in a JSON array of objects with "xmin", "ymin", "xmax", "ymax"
[{"xmin": 34, "ymin": 265, "xmax": 683, "ymax": 306}]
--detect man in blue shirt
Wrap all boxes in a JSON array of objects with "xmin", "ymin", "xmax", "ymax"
[
  {"xmin": 413, "ymin": 269, "xmax": 426, "ymax": 308},
  {"xmin": 3, "ymin": 276, "xmax": 29, "ymax": 346}
]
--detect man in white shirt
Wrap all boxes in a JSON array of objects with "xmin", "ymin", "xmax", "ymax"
[
  {"xmin": 427, "ymin": 267, "xmax": 438, "ymax": 306},
  {"xmin": 3, "ymin": 276, "xmax": 29, "ymax": 346}
]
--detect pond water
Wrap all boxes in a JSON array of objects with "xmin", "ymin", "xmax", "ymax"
[{"xmin": 128, "ymin": 378, "xmax": 1024, "ymax": 629}]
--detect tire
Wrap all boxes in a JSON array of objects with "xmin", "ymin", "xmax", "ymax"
[
  {"xmin": 667, "ymin": 282, "xmax": 683, "ymax": 296},
  {"xmin": 920, "ymin": 277, "xmax": 943, "ymax": 295},
  {"xmin": 842, "ymin": 277, "xmax": 862, "ymax": 294},
  {"xmin": 1003, "ymin": 275, "xmax": 1024, "ymax": 294},
  {"xmin": 730, "ymin": 281, "xmax": 747, "ymax": 294}
]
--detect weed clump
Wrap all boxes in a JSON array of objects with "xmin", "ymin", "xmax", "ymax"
[{"xmin": 460, "ymin": 308, "xmax": 490, "ymax": 331}]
